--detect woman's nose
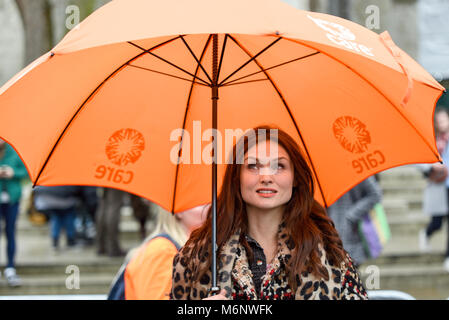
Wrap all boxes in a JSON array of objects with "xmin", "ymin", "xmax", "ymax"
[
  {"xmin": 259, "ymin": 168, "xmax": 274, "ymax": 184},
  {"xmin": 258, "ymin": 164, "xmax": 278, "ymax": 176}
]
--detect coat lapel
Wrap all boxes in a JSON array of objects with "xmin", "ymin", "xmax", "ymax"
[{"xmin": 215, "ymin": 230, "xmax": 241, "ymax": 297}]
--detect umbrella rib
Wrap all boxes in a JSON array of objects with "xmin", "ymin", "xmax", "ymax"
[
  {"xmin": 216, "ymin": 34, "xmax": 229, "ymax": 83},
  {"xmin": 127, "ymin": 63, "xmax": 209, "ymax": 86},
  {"xmin": 171, "ymin": 35, "xmax": 213, "ymax": 213},
  {"xmin": 179, "ymin": 35, "xmax": 213, "ymax": 84},
  {"xmin": 128, "ymin": 41, "xmax": 211, "ymax": 87},
  {"xmin": 221, "ymin": 78, "xmax": 269, "ymax": 87},
  {"xmin": 218, "ymin": 37, "xmax": 282, "ymax": 86},
  {"xmin": 227, "ymin": 35, "xmax": 328, "ymax": 207},
  {"xmin": 221, "ymin": 52, "xmax": 320, "ymax": 87},
  {"xmin": 33, "ymin": 36, "xmax": 181, "ymax": 187}
]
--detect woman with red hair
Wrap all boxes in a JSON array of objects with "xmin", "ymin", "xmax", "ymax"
[{"xmin": 171, "ymin": 126, "xmax": 367, "ymax": 300}]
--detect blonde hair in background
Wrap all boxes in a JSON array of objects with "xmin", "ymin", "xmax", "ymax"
[
  {"xmin": 125, "ymin": 205, "xmax": 188, "ymax": 262},
  {"xmin": 146, "ymin": 206, "xmax": 188, "ymax": 247}
]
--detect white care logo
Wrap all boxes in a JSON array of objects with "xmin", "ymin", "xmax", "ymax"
[{"xmin": 307, "ymin": 15, "xmax": 374, "ymax": 57}]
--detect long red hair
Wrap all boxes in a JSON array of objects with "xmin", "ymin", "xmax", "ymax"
[{"xmin": 186, "ymin": 126, "xmax": 346, "ymax": 291}]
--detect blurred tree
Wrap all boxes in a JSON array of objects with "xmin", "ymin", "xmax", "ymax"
[
  {"xmin": 328, "ymin": 0, "xmax": 350, "ymax": 19},
  {"xmin": 14, "ymin": 0, "xmax": 109, "ymax": 66},
  {"xmin": 309, "ymin": 0, "xmax": 327, "ymax": 13},
  {"xmin": 309, "ymin": 0, "xmax": 319, "ymax": 12},
  {"xmin": 69, "ymin": 0, "xmax": 98, "ymax": 22},
  {"xmin": 15, "ymin": 0, "xmax": 53, "ymax": 65}
]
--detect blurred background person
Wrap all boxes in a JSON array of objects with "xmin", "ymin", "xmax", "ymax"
[
  {"xmin": 0, "ymin": 138, "xmax": 28, "ymax": 287},
  {"xmin": 107, "ymin": 204, "xmax": 208, "ymax": 300},
  {"xmin": 433, "ymin": 108, "xmax": 449, "ymax": 272},
  {"xmin": 417, "ymin": 109, "xmax": 449, "ymax": 256},
  {"xmin": 96, "ymin": 188, "xmax": 157, "ymax": 257},
  {"xmin": 74, "ymin": 187, "xmax": 99, "ymax": 247},
  {"xmin": 129, "ymin": 195, "xmax": 158, "ymax": 241},
  {"xmin": 74, "ymin": 201, "xmax": 97, "ymax": 247},
  {"xmin": 33, "ymin": 185, "xmax": 98, "ymax": 252},
  {"xmin": 327, "ymin": 176, "xmax": 383, "ymax": 267},
  {"xmin": 96, "ymin": 188, "xmax": 127, "ymax": 257}
]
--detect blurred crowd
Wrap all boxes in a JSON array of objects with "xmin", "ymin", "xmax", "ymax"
[
  {"xmin": 0, "ymin": 137, "xmax": 160, "ymax": 287},
  {"xmin": 1, "ymin": 107, "xmax": 449, "ymax": 296},
  {"xmin": 416, "ymin": 108, "xmax": 449, "ymax": 272},
  {"xmin": 0, "ymin": 134, "xmax": 385, "ymax": 296}
]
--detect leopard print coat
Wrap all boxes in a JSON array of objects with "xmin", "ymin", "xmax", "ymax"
[{"xmin": 171, "ymin": 225, "xmax": 368, "ymax": 300}]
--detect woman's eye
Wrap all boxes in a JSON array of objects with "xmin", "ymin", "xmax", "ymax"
[
  {"xmin": 271, "ymin": 163, "xmax": 284, "ymax": 170},
  {"xmin": 247, "ymin": 163, "xmax": 258, "ymax": 170}
]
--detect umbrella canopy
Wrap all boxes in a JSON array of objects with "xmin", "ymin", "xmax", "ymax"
[{"xmin": 0, "ymin": 0, "xmax": 444, "ymax": 212}]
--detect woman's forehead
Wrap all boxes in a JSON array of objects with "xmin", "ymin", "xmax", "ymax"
[{"xmin": 245, "ymin": 141, "xmax": 289, "ymax": 160}]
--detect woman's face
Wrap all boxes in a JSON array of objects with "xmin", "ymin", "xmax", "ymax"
[{"xmin": 240, "ymin": 140, "xmax": 295, "ymax": 212}]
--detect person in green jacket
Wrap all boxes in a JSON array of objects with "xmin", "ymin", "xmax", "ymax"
[{"xmin": 0, "ymin": 139, "xmax": 28, "ymax": 287}]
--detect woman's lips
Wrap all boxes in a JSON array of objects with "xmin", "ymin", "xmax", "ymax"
[{"xmin": 256, "ymin": 189, "xmax": 277, "ymax": 197}]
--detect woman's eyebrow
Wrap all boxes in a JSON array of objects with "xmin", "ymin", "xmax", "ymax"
[
  {"xmin": 244, "ymin": 156, "xmax": 288, "ymax": 162},
  {"xmin": 265, "ymin": 157, "xmax": 289, "ymax": 162},
  {"xmin": 244, "ymin": 156, "xmax": 259, "ymax": 164}
]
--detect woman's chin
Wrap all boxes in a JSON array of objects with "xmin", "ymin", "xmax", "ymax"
[{"xmin": 246, "ymin": 200, "xmax": 283, "ymax": 212}]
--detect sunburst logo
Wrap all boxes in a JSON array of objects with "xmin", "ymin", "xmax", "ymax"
[
  {"xmin": 106, "ymin": 128, "xmax": 145, "ymax": 166},
  {"xmin": 333, "ymin": 116, "xmax": 371, "ymax": 154}
]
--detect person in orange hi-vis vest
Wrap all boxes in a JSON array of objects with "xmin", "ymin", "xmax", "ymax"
[{"xmin": 119, "ymin": 204, "xmax": 208, "ymax": 300}]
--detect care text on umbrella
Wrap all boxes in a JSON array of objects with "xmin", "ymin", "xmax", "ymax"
[
  {"xmin": 94, "ymin": 128, "xmax": 145, "ymax": 185},
  {"xmin": 333, "ymin": 116, "xmax": 385, "ymax": 174}
]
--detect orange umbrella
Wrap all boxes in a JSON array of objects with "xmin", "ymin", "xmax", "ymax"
[{"xmin": 0, "ymin": 0, "xmax": 445, "ymax": 290}]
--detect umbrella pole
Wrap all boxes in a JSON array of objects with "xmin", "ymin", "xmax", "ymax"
[{"xmin": 210, "ymin": 33, "xmax": 220, "ymax": 295}]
